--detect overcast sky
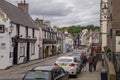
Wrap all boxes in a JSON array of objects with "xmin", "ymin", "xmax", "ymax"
[{"xmin": 7, "ymin": 0, "xmax": 100, "ymax": 27}]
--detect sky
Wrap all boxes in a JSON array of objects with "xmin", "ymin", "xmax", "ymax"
[{"xmin": 7, "ymin": 0, "xmax": 100, "ymax": 27}]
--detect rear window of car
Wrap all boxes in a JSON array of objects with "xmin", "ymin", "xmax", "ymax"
[
  {"xmin": 23, "ymin": 70, "xmax": 50, "ymax": 80},
  {"xmin": 57, "ymin": 58, "xmax": 72, "ymax": 62}
]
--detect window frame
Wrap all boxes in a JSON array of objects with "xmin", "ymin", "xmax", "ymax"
[{"xmin": 0, "ymin": 25, "xmax": 5, "ymax": 33}]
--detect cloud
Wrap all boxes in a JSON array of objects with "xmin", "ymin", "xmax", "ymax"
[{"xmin": 6, "ymin": 0, "xmax": 100, "ymax": 27}]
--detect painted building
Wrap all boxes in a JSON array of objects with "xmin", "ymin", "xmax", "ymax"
[
  {"xmin": 80, "ymin": 29, "xmax": 89, "ymax": 46},
  {"xmin": 53, "ymin": 26, "xmax": 64, "ymax": 54},
  {"xmin": 0, "ymin": 0, "xmax": 39, "ymax": 69},
  {"xmin": 64, "ymin": 30, "xmax": 73, "ymax": 52}
]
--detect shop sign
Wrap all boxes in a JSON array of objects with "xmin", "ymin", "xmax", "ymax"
[{"xmin": 0, "ymin": 43, "xmax": 6, "ymax": 49}]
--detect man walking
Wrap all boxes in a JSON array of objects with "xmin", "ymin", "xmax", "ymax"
[{"xmin": 88, "ymin": 54, "xmax": 93, "ymax": 72}]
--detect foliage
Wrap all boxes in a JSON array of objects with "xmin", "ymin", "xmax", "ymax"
[{"xmin": 59, "ymin": 25, "xmax": 99, "ymax": 36}]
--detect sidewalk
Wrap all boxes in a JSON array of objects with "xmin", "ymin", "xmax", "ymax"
[{"xmin": 78, "ymin": 61, "xmax": 102, "ymax": 80}]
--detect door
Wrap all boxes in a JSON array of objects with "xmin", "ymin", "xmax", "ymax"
[
  {"xmin": 26, "ymin": 42, "xmax": 30, "ymax": 61},
  {"xmin": 54, "ymin": 68, "xmax": 64, "ymax": 80},
  {"xmin": 13, "ymin": 42, "xmax": 18, "ymax": 64}
]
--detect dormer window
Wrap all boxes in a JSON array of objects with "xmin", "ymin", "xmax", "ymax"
[{"xmin": 0, "ymin": 25, "xmax": 4, "ymax": 33}]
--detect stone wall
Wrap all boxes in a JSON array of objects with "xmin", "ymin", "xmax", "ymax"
[{"xmin": 105, "ymin": 55, "xmax": 116, "ymax": 80}]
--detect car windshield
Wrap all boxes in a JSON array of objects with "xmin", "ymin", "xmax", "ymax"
[
  {"xmin": 23, "ymin": 71, "xmax": 50, "ymax": 80},
  {"xmin": 57, "ymin": 58, "xmax": 72, "ymax": 62}
]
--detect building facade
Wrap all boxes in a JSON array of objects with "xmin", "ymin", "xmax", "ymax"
[
  {"xmin": 107, "ymin": 0, "xmax": 120, "ymax": 54},
  {"xmin": 0, "ymin": 0, "xmax": 40, "ymax": 69}
]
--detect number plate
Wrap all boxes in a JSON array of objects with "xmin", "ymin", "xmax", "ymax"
[{"xmin": 60, "ymin": 64, "xmax": 67, "ymax": 66}]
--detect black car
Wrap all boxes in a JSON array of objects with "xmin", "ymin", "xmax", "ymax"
[{"xmin": 22, "ymin": 65, "xmax": 69, "ymax": 80}]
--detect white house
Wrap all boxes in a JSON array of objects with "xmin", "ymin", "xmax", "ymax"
[
  {"xmin": 0, "ymin": 0, "xmax": 40, "ymax": 69},
  {"xmin": 80, "ymin": 29, "xmax": 89, "ymax": 46},
  {"xmin": 64, "ymin": 30, "xmax": 73, "ymax": 52}
]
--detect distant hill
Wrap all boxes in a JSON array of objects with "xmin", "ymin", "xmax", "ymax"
[{"xmin": 59, "ymin": 25, "xmax": 100, "ymax": 36}]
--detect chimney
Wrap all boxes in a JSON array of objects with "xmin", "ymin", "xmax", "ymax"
[{"xmin": 18, "ymin": 0, "xmax": 29, "ymax": 15}]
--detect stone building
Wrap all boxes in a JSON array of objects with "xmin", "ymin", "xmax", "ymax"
[{"xmin": 107, "ymin": 0, "xmax": 120, "ymax": 54}]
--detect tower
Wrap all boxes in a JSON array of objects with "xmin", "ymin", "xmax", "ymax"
[{"xmin": 100, "ymin": 0, "xmax": 108, "ymax": 51}]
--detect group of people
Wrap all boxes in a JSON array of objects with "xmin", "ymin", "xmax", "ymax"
[{"xmin": 81, "ymin": 52, "xmax": 98, "ymax": 72}]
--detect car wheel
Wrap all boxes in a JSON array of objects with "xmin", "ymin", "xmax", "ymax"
[{"xmin": 74, "ymin": 74, "xmax": 77, "ymax": 78}]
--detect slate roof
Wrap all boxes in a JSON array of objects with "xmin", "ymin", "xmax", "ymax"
[{"xmin": 0, "ymin": 0, "xmax": 38, "ymax": 29}]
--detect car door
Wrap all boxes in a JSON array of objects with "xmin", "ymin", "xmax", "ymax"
[
  {"xmin": 53, "ymin": 68, "xmax": 64, "ymax": 80},
  {"xmin": 59, "ymin": 67, "xmax": 69, "ymax": 80}
]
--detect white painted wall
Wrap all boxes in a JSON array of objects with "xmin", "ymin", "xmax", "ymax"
[
  {"xmin": 30, "ymin": 29, "xmax": 39, "ymax": 60},
  {"xmin": 20, "ymin": 26, "xmax": 26, "ymax": 38},
  {"xmin": 28, "ymin": 28, "xmax": 32, "ymax": 38},
  {"xmin": 0, "ymin": 9, "xmax": 13, "ymax": 69}
]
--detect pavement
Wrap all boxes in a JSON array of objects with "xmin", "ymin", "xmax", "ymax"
[{"xmin": 76, "ymin": 61, "xmax": 102, "ymax": 80}]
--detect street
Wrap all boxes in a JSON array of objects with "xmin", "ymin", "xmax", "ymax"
[{"xmin": 0, "ymin": 51, "xmax": 101, "ymax": 80}]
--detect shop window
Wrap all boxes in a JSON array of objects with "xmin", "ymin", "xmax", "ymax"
[
  {"xmin": 0, "ymin": 25, "xmax": 4, "ymax": 33},
  {"xmin": 19, "ymin": 43, "xmax": 25, "ymax": 57},
  {"xmin": 116, "ymin": 30, "xmax": 120, "ymax": 36},
  {"xmin": 31, "ymin": 43, "xmax": 35, "ymax": 55}
]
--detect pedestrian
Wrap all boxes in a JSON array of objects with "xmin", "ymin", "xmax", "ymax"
[
  {"xmin": 92, "ymin": 56, "xmax": 98, "ymax": 71},
  {"xmin": 88, "ymin": 54, "xmax": 93, "ymax": 72},
  {"xmin": 81, "ymin": 53, "xmax": 88, "ymax": 72},
  {"xmin": 101, "ymin": 53, "xmax": 105, "ymax": 66}
]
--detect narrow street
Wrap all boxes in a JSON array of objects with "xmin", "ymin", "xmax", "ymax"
[{"xmin": 0, "ymin": 52, "xmax": 101, "ymax": 80}]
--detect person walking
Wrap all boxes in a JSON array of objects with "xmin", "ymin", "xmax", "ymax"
[
  {"xmin": 88, "ymin": 54, "xmax": 93, "ymax": 72},
  {"xmin": 92, "ymin": 56, "xmax": 98, "ymax": 71},
  {"xmin": 81, "ymin": 53, "xmax": 88, "ymax": 72}
]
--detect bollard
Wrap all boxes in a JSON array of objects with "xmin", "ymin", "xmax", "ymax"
[{"xmin": 101, "ymin": 69, "xmax": 108, "ymax": 80}]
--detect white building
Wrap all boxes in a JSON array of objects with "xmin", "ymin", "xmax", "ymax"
[
  {"xmin": 0, "ymin": 0, "xmax": 40, "ymax": 69},
  {"xmin": 64, "ymin": 30, "xmax": 73, "ymax": 52},
  {"xmin": 80, "ymin": 29, "xmax": 89, "ymax": 46},
  {"xmin": 100, "ymin": 0, "xmax": 108, "ymax": 51}
]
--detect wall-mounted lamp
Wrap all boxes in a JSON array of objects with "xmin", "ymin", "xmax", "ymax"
[{"xmin": 9, "ymin": 24, "xmax": 13, "ymax": 35}]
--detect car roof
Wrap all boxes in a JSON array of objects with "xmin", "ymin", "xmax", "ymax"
[
  {"xmin": 57, "ymin": 56, "xmax": 74, "ymax": 59},
  {"xmin": 32, "ymin": 65, "xmax": 57, "ymax": 71}
]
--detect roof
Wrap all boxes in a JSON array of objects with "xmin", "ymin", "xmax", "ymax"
[
  {"xmin": 33, "ymin": 65, "xmax": 55, "ymax": 71},
  {"xmin": 0, "ymin": 0, "xmax": 38, "ymax": 29}
]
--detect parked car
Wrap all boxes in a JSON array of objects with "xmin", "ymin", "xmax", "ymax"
[
  {"xmin": 22, "ymin": 65, "xmax": 69, "ymax": 80},
  {"xmin": 69, "ymin": 55, "xmax": 83, "ymax": 72},
  {"xmin": 54, "ymin": 56, "xmax": 80, "ymax": 77}
]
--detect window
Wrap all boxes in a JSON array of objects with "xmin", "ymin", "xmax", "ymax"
[
  {"xmin": 54, "ymin": 68, "xmax": 62, "ymax": 78},
  {"xmin": 16, "ymin": 24, "xmax": 20, "ymax": 35},
  {"xmin": 26, "ymin": 27, "xmax": 28, "ymax": 37},
  {"xmin": 31, "ymin": 43, "xmax": 35, "ymax": 55},
  {"xmin": 32, "ymin": 29, "xmax": 35, "ymax": 38},
  {"xmin": 0, "ymin": 25, "xmax": 4, "ymax": 33},
  {"xmin": 116, "ymin": 30, "xmax": 120, "ymax": 36},
  {"xmin": 19, "ymin": 43, "xmax": 25, "ymax": 57}
]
